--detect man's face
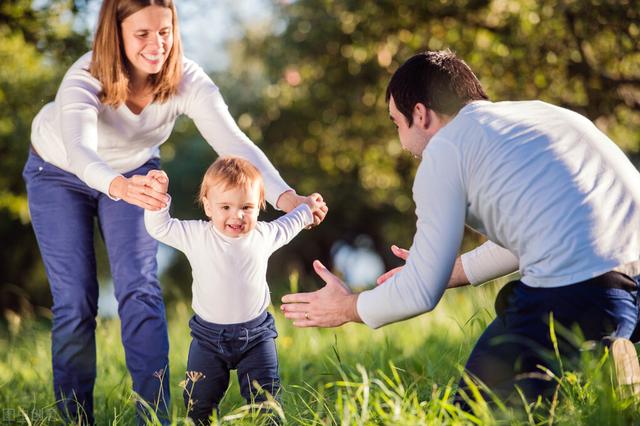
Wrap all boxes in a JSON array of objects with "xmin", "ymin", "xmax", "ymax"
[{"xmin": 388, "ymin": 96, "xmax": 431, "ymax": 158}]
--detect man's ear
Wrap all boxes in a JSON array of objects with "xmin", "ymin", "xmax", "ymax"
[{"xmin": 412, "ymin": 102, "xmax": 431, "ymax": 129}]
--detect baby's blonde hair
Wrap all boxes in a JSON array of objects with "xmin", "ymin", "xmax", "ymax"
[{"xmin": 198, "ymin": 157, "xmax": 266, "ymax": 209}]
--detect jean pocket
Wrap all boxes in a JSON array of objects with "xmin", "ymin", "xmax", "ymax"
[
  {"xmin": 22, "ymin": 152, "xmax": 46, "ymax": 183},
  {"xmin": 591, "ymin": 287, "xmax": 637, "ymax": 323},
  {"xmin": 236, "ymin": 313, "xmax": 277, "ymax": 348},
  {"xmin": 248, "ymin": 322, "xmax": 278, "ymax": 343}
]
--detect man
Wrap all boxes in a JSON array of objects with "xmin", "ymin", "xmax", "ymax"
[{"xmin": 280, "ymin": 50, "xmax": 640, "ymax": 403}]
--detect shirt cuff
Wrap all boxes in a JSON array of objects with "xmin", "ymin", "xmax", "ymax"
[
  {"xmin": 461, "ymin": 241, "xmax": 519, "ymax": 286},
  {"xmin": 356, "ymin": 288, "xmax": 387, "ymax": 329},
  {"xmin": 144, "ymin": 194, "xmax": 172, "ymax": 215},
  {"xmin": 82, "ymin": 162, "xmax": 121, "ymax": 199},
  {"xmin": 460, "ymin": 252, "xmax": 480, "ymax": 286},
  {"xmin": 267, "ymin": 185, "xmax": 295, "ymax": 211},
  {"xmin": 295, "ymin": 203, "xmax": 314, "ymax": 227}
]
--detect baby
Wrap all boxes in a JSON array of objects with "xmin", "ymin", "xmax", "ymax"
[{"xmin": 144, "ymin": 157, "xmax": 324, "ymax": 424}]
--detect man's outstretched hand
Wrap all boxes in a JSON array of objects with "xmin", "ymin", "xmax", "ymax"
[{"xmin": 280, "ymin": 260, "xmax": 362, "ymax": 327}]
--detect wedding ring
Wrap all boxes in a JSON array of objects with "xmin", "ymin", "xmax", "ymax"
[{"xmin": 304, "ymin": 312, "xmax": 310, "ymax": 320}]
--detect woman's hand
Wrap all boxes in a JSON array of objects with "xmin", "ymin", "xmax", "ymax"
[
  {"xmin": 108, "ymin": 174, "xmax": 169, "ymax": 210},
  {"xmin": 303, "ymin": 193, "xmax": 327, "ymax": 217},
  {"xmin": 277, "ymin": 190, "xmax": 328, "ymax": 226}
]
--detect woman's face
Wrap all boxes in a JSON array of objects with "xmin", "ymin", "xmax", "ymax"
[{"xmin": 120, "ymin": 5, "xmax": 173, "ymax": 84}]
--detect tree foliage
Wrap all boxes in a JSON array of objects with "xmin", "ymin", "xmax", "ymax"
[
  {"xmin": 1, "ymin": 0, "xmax": 639, "ymax": 312},
  {"xmin": 191, "ymin": 0, "xmax": 639, "ymax": 282},
  {"xmin": 0, "ymin": 0, "xmax": 89, "ymax": 313}
]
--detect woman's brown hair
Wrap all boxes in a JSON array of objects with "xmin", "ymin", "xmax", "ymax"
[{"xmin": 89, "ymin": 0, "xmax": 183, "ymax": 107}]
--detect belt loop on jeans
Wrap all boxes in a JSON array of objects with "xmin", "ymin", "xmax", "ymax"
[
  {"xmin": 239, "ymin": 328, "xmax": 249, "ymax": 351},
  {"xmin": 216, "ymin": 329, "xmax": 225, "ymax": 354}
]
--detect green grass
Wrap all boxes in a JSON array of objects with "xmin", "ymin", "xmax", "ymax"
[{"xmin": 1, "ymin": 280, "xmax": 639, "ymax": 425}]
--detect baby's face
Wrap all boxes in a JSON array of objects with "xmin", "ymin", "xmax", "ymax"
[{"xmin": 203, "ymin": 181, "xmax": 261, "ymax": 238}]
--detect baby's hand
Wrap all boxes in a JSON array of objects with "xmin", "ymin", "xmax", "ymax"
[
  {"xmin": 146, "ymin": 170, "xmax": 169, "ymax": 194},
  {"xmin": 304, "ymin": 193, "xmax": 326, "ymax": 216}
]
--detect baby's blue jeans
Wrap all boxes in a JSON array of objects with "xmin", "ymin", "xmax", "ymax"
[{"xmin": 184, "ymin": 310, "xmax": 280, "ymax": 425}]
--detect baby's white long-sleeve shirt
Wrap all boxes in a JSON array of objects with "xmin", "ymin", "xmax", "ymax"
[{"xmin": 145, "ymin": 199, "xmax": 313, "ymax": 324}]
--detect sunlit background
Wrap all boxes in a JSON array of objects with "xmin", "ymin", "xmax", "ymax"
[{"xmin": 2, "ymin": 0, "xmax": 639, "ymax": 319}]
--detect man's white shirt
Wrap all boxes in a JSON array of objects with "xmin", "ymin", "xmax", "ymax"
[{"xmin": 358, "ymin": 100, "xmax": 640, "ymax": 328}]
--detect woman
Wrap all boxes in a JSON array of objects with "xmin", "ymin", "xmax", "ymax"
[{"xmin": 23, "ymin": 0, "xmax": 326, "ymax": 423}]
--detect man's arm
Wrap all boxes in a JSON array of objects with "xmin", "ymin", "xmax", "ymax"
[
  {"xmin": 460, "ymin": 240, "xmax": 519, "ymax": 285},
  {"xmin": 377, "ymin": 237, "xmax": 520, "ymax": 290},
  {"xmin": 282, "ymin": 138, "xmax": 466, "ymax": 329},
  {"xmin": 376, "ymin": 245, "xmax": 470, "ymax": 289}
]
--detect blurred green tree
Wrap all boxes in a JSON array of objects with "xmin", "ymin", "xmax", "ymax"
[
  {"xmin": 0, "ymin": 0, "xmax": 89, "ymax": 314},
  {"xmin": 175, "ymin": 0, "xmax": 638, "ymax": 288},
  {"xmin": 2, "ymin": 0, "xmax": 639, "ymax": 313}
]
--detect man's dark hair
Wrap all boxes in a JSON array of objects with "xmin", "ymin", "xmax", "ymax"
[{"xmin": 386, "ymin": 50, "xmax": 488, "ymax": 125}]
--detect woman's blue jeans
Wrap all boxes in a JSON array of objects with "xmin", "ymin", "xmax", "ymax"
[{"xmin": 23, "ymin": 150, "xmax": 170, "ymax": 424}]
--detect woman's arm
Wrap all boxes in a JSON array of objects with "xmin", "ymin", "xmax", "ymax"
[
  {"xmin": 56, "ymin": 56, "xmax": 167, "ymax": 209},
  {"xmin": 108, "ymin": 175, "xmax": 169, "ymax": 210},
  {"xmin": 447, "ymin": 256, "xmax": 470, "ymax": 288},
  {"xmin": 57, "ymin": 60, "xmax": 118, "ymax": 196},
  {"xmin": 275, "ymin": 190, "xmax": 328, "ymax": 226},
  {"xmin": 183, "ymin": 62, "xmax": 327, "ymax": 223}
]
